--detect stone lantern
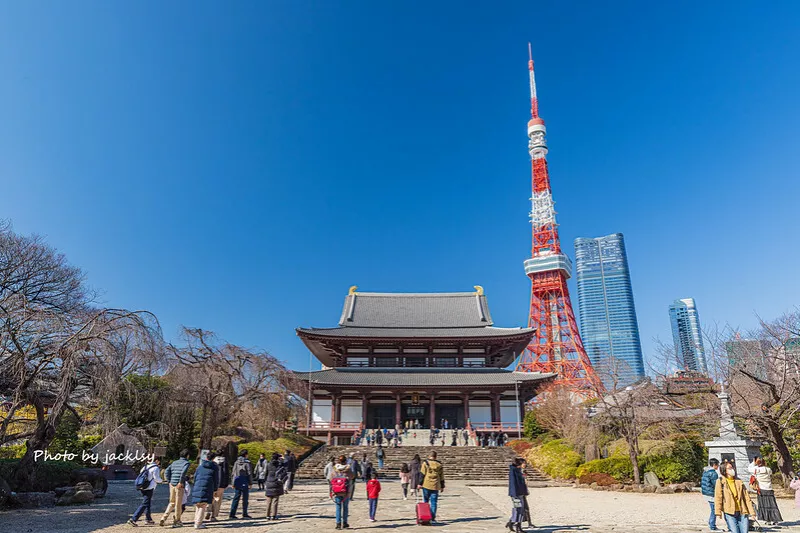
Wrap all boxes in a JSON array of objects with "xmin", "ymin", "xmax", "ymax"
[{"xmin": 704, "ymin": 388, "xmax": 761, "ymax": 476}]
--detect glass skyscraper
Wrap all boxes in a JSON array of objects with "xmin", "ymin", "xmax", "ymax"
[
  {"xmin": 668, "ymin": 298, "xmax": 708, "ymax": 373},
  {"xmin": 574, "ymin": 233, "xmax": 645, "ymax": 387}
]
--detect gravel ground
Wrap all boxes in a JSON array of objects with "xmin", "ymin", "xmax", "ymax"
[
  {"xmin": 472, "ymin": 485, "xmax": 800, "ymax": 532},
  {"xmin": 4, "ymin": 481, "xmax": 800, "ymax": 533}
]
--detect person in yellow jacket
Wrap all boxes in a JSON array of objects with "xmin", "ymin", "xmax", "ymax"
[
  {"xmin": 715, "ymin": 461, "xmax": 755, "ymax": 533},
  {"xmin": 418, "ymin": 451, "xmax": 445, "ymax": 522}
]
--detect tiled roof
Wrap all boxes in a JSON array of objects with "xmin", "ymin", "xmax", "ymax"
[
  {"xmin": 337, "ymin": 292, "xmax": 494, "ymax": 328},
  {"xmin": 291, "ymin": 368, "xmax": 555, "ymax": 387},
  {"xmin": 296, "ymin": 326, "xmax": 534, "ymax": 339}
]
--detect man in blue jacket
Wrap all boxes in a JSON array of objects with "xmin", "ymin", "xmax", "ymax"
[
  {"xmin": 701, "ymin": 458, "xmax": 720, "ymax": 531},
  {"xmin": 159, "ymin": 449, "xmax": 191, "ymax": 527}
]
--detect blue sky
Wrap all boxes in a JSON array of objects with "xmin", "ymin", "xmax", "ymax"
[{"xmin": 2, "ymin": 2, "xmax": 799, "ymax": 373}]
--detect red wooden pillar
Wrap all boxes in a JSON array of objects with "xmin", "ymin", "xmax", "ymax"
[
  {"xmin": 395, "ymin": 395, "xmax": 402, "ymax": 428},
  {"xmin": 330, "ymin": 395, "xmax": 338, "ymax": 425},
  {"xmin": 429, "ymin": 394, "xmax": 436, "ymax": 428},
  {"xmin": 362, "ymin": 394, "xmax": 369, "ymax": 427},
  {"xmin": 490, "ymin": 393, "xmax": 500, "ymax": 424},
  {"xmin": 463, "ymin": 393, "xmax": 471, "ymax": 423}
]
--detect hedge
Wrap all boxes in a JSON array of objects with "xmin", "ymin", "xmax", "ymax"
[
  {"xmin": 0, "ymin": 459, "xmax": 84, "ymax": 492},
  {"xmin": 576, "ymin": 440, "xmax": 704, "ymax": 484},
  {"xmin": 237, "ymin": 433, "xmax": 321, "ymax": 463},
  {"xmin": 526, "ymin": 439, "xmax": 582, "ymax": 480}
]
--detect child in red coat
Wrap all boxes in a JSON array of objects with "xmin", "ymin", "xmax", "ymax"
[{"xmin": 366, "ymin": 472, "xmax": 381, "ymax": 522}]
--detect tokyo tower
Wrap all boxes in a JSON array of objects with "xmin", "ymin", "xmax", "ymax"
[{"xmin": 515, "ymin": 44, "xmax": 600, "ymax": 394}]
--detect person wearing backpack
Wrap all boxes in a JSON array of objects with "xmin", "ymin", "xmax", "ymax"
[
  {"xmin": 127, "ymin": 457, "xmax": 161, "ymax": 527},
  {"xmin": 376, "ymin": 445, "xmax": 386, "ymax": 470},
  {"xmin": 190, "ymin": 452, "xmax": 219, "ymax": 530},
  {"xmin": 229, "ymin": 449, "xmax": 253, "ymax": 519},
  {"xmin": 701, "ymin": 458, "xmax": 720, "ymax": 531},
  {"xmin": 159, "ymin": 450, "xmax": 191, "ymax": 527},
  {"xmin": 330, "ymin": 456, "xmax": 353, "ymax": 530},
  {"xmin": 507, "ymin": 458, "xmax": 529, "ymax": 533},
  {"xmin": 264, "ymin": 453, "xmax": 286, "ymax": 520},
  {"xmin": 418, "ymin": 451, "xmax": 445, "ymax": 523},
  {"xmin": 254, "ymin": 453, "xmax": 268, "ymax": 490},
  {"xmin": 347, "ymin": 452, "xmax": 362, "ymax": 500}
]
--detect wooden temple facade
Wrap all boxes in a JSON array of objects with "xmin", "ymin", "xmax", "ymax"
[{"xmin": 292, "ymin": 287, "xmax": 554, "ymax": 444}]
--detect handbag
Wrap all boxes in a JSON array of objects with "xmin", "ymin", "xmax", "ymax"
[{"xmin": 511, "ymin": 497, "xmax": 523, "ymax": 508}]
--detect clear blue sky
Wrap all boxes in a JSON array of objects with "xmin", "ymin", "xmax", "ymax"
[{"xmin": 2, "ymin": 2, "xmax": 799, "ymax": 373}]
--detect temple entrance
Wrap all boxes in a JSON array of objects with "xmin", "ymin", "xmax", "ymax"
[
  {"xmin": 437, "ymin": 405, "xmax": 465, "ymax": 429},
  {"xmin": 367, "ymin": 404, "xmax": 394, "ymax": 429},
  {"xmin": 404, "ymin": 405, "xmax": 428, "ymax": 428}
]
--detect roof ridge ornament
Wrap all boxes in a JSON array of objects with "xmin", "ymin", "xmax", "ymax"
[
  {"xmin": 474, "ymin": 285, "xmax": 484, "ymax": 295},
  {"xmin": 348, "ymin": 285, "xmax": 358, "ymax": 295}
]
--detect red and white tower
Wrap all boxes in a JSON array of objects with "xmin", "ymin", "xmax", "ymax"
[{"xmin": 515, "ymin": 45, "xmax": 600, "ymax": 394}]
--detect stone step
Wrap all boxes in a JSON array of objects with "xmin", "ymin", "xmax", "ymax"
[{"xmin": 296, "ymin": 445, "xmax": 548, "ymax": 482}]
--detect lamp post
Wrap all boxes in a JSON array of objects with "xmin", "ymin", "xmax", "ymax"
[{"xmin": 515, "ymin": 379, "xmax": 522, "ymax": 439}]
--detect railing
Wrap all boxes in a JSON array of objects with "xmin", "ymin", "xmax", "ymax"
[
  {"xmin": 274, "ymin": 420, "xmax": 364, "ymax": 431},
  {"xmin": 469, "ymin": 422, "xmax": 522, "ymax": 440}
]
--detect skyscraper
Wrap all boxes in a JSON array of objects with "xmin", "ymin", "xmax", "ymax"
[
  {"xmin": 574, "ymin": 233, "xmax": 645, "ymax": 387},
  {"xmin": 668, "ymin": 298, "xmax": 707, "ymax": 373}
]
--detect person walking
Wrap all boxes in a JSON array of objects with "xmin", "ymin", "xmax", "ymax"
[
  {"xmin": 715, "ymin": 461, "xmax": 755, "ymax": 533},
  {"xmin": 749, "ymin": 457, "xmax": 783, "ymax": 525},
  {"xmin": 428, "ymin": 428, "xmax": 436, "ymax": 447},
  {"xmin": 701, "ymin": 458, "xmax": 721, "ymax": 531},
  {"xmin": 323, "ymin": 456, "xmax": 336, "ymax": 481},
  {"xmin": 330, "ymin": 456, "xmax": 353, "ymax": 530},
  {"xmin": 254, "ymin": 453, "xmax": 267, "ymax": 491},
  {"xmin": 283, "ymin": 450, "xmax": 297, "ymax": 492},
  {"xmin": 264, "ymin": 453, "xmax": 286, "ymax": 521},
  {"xmin": 362, "ymin": 457, "xmax": 374, "ymax": 484},
  {"xmin": 376, "ymin": 445, "xmax": 386, "ymax": 470},
  {"xmin": 209, "ymin": 450, "xmax": 229, "ymax": 521},
  {"xmin": 347, "ymin": 452, "xmax": 362, "ymax": 500},
  {"xmin": 462, "ymin": 428, "xmax": 470, "ymax": 446},
  {"xmin": 190, "ymin": 452, "xmax": 219, "ymax": 530},
  {"xmin": 450, "ymin": 430, "xmax": 457, "ymax": 446},
  {"xmin": 399, "ymin": 463, "xmax": 411, "ymax": 501},
  {"xmin": 375, "ymin": 428, "xmax": 383, "ymax": 447},
  {"xmin": 128, "ymin": 457, "xmax": 161, "ymax": 527},
  {"xmin": 790, "ymin": 474, "xmax": 800, "ymax": 509},
  {"xmin": 409, "ymin": 454, "xmax": 422, "ymax": 498},
  {"xmin": 159, "ymin": 450, "xmax": 190, "ymax": 527},
  {"xmin": 418, "ymin": 451, "xmax": 445, "ymax": 523},
  {"xmin": 366, "ymin": 471, "xmax": 381, "ymax": 522},
  {"xmin": 229, "ymin": 449, "xmax": 253, "ymax": 520},
  {"xmin": 507, "ymin": 458, "xmax": 528, "ymax": 533}
]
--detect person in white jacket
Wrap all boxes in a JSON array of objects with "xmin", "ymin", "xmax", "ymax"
[{"xmin": 749, "ymin": 457, "xmax": 783, "ymax": 525}]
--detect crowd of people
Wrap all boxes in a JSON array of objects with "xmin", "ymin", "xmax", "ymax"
[
  {"xmin": 323, "ymin": 450, "xmax": 445, "ymax": 529},
  {"xmin": 127, "ymin": 447, "xmax": 299, "ymax": 529},
  {"xmin": 358, "ymin": 423, "xmax": 512, "ymax": 448},
  {"xmin": 699, "ymin": 456, "xmax": 799, "ymax": 532}
]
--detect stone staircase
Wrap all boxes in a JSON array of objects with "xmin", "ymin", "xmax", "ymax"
[{"xmin": 296, "ymin": 445, "xmax": 549, "ymax": 483}]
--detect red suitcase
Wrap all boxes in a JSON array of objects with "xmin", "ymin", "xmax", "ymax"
[{"xmin": 416, "ymin": 500, "xmax": 433, "ymax": 525}]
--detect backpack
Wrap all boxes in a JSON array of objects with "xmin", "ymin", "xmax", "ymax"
[
  {"xmin": 331, "ymin": 476, "xmax": 349, "ymax": 495},
  {"xmin": 135, "ymin": 465, "xmax": 156, "ymax": 491},
  {"xmin": 276, "ymin": 465, "xmax": 288, "ymax": 484}
]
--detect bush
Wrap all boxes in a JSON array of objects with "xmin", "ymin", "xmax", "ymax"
[
  {"xmin": 576, "ymin": 440, "xmax": 705, "ymax": 484},
  {"xmin": 578, "ymin": 472, "xmax": 617, "ymax": 486},
  {"xmin": 526, "ymin": 439, "xmax": 582, "ymax": 480},
  {"xmin": 576, "ymin": 457, "xmax": 634, "ymax": 482},
  {"xmin": 523, "ymin": 410, "xmax": 546, "ymax": 439},
  {"xmin": 0, "ymin": 459, "xmax": 84, "ymax": 492},
  {"xmin": 508, "ymin": 440, "xmax": 534, "ymax": 455},
  {"xmin": 237, "ymin": 433, "xmax": 321, "ymax": 463},
  {"xmin": 0, "ymin": 444, "xmax": 26, "ymax": 459}
]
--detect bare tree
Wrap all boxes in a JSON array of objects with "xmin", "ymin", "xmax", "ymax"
[
  {"xmin": 0, "ymin": 221, "xmax": 160, "ymax": 489},
  {"xmin": 167, "ymin": 328, "xmax": 289, "ymax": 450},
  {"xmin": 723, "ymin": 312, "xmax": 800, "ymax": 486}
]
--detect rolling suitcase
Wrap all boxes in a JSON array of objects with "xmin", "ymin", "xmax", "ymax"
[{"xmin": 416, "ymin": 493, "xmax": 432, "ymax": 525}]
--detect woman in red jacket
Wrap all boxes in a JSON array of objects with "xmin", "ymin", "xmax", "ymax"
[{"xmin": 366, "ymin": 472, "xmax": 381, "ymax": 522}]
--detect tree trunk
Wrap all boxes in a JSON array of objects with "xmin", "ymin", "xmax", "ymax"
[
  {"xmin": 11, "ymin": 411, "xmax": 61, "ymax": 491},
  {"xmin": 627, "ymin": 432, "xmax": 641, "ymax": 485},
  {"xmin": 199, "ymin": 403, "xmax": 213, "ymax": 451},
  {"xmin": 765, "ymin": 419, "xmax": 794, "ymax": 487}
]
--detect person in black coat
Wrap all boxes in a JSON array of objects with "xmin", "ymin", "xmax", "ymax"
[
  {"xmin": 506, "ymin": 458, "xmax": 530, "ymax": 533},
  {"xmin": 191, "ymin": 454, "xmax": 220, "ymax": 529},
  {"xmin": 264, "ymin": 453, "xmax": 286, "ymax": 520},
  {"xmin": 409, "ymin": 454, "xmax": 422, "ymax": 498},
  {"xmin": 282, "ymin": 450, "xmax": 297, "ymax": 492}
]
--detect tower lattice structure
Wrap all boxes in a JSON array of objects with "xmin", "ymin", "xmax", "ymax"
[{"xmin": 515, "ymin": 45, "xmax": 600, "ymax": 395}]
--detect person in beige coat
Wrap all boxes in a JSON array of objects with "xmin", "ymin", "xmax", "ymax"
[{"xmin": 715, "ymin": 461, "xmax": 755, "ymax": 533}]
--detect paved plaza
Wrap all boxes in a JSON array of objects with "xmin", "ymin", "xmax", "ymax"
[{"xmin": 3, "ymin": 480, "xmax": 800, "ymax": 533}]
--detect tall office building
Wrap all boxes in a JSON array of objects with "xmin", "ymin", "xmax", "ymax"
[
  {"xmin": 668, "ymin": 298, "xmax": 707, "ymax": 373},
  {"xmin": 574, "ymin": 233, "xmax": 645, "ymax": 387},
  {"xmin": 725, "ymin": 336, "xmax": 770, "ymax": 380}
]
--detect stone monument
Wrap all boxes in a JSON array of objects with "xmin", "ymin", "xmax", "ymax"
[{"xmin": 704, "ymin": 387, "xmax": 761, "ymax": 476}]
